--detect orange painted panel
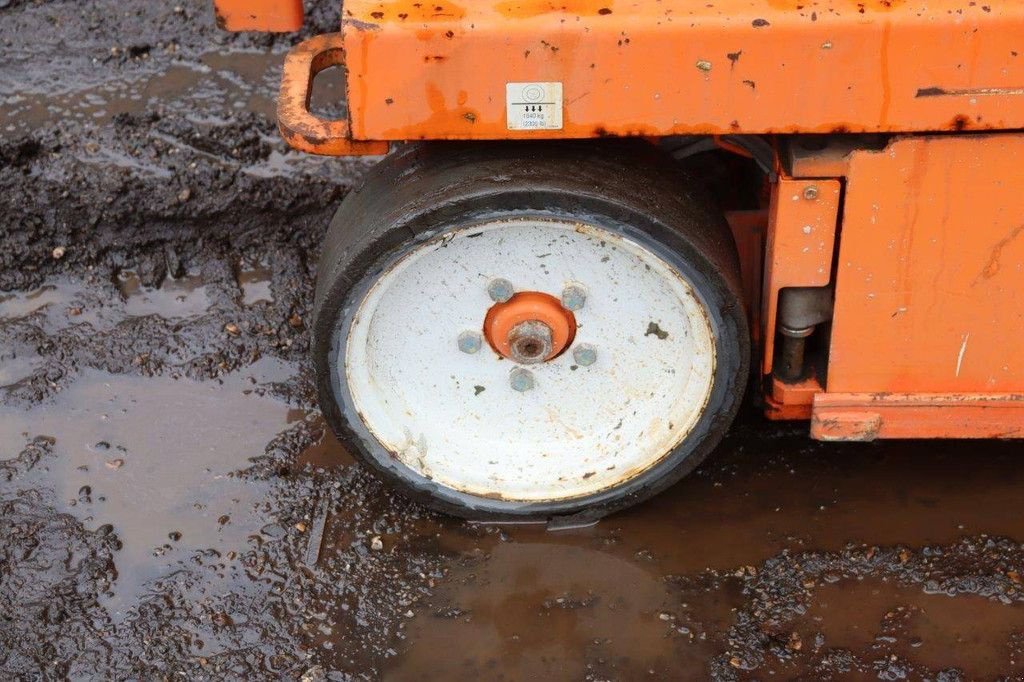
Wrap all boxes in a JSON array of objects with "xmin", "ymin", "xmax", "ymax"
[
  {"xmin": 761, "ymin": 178, "xmax": 840, "ymax": 375},
  {"xmin": 828, "ymin": 134, "xmax": 1024, "ymax": 394},
  {"xmin": 214, "ymin": 0, "xmax": 303, "ymax": 32},
  {"xmin": 341, "ymin": 0, "xmax": 1024, "ymax": 141},
  {"xmin": 812, "ymin": 393, "xmax": 1024, "ymax": 440}
]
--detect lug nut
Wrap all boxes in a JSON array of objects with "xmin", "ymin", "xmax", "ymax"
[
  {"xmin": 487, "ymin": 278, "xmax": 514, "ymax": 303},
  {"xmin": 561, "ymin": 283, "xmax": 587, "ymax": 311},
  {"xmin": 509, "ymin": 367, "xmax": 535, "ymax": 392},
  {"xmin": 573, "ymin": 343, "xmax": 597, "ymax": 367},
  {"xmin": 457, "ymin": 330, "xmax": 482, "ymax": 354}
]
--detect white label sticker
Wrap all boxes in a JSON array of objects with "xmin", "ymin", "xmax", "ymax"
[{"xmin": 506, "ymin": 82, "xmax": 563, "ymax": 131}]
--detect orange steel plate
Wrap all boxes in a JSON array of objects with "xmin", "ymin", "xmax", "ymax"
[
  {"xmin": 826, "ymin": 134, "xmax": 1024, "ymax": 395},
  {"xmin": 812, "ymin": 393, "xmax": 1024, "ymax": 440},
  {"xmin": 341, "ymin": 0, "xmax": 1024, "ymax": 142},
  {"xmin": 214, "ymin": 0, "xmax": 303, "ymax": 32},
  {"xmin": 760, "ymin": 178, "xmax": 840, "ymax": 376}
]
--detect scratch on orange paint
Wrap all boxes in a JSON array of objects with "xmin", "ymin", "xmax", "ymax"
[
  {"xmin": 879, "ymin": 22, "xmax": 892, "ymax": 127},
  {"xmin": 978, "ymin": 223, "xmax": 1024, "ymax": 281}
]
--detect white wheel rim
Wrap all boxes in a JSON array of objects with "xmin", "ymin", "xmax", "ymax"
[{"xmin": 343, "ymin": 218, "xmax": 716, "ymax": 502}]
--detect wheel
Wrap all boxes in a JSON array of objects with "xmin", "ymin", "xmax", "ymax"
[{"xmin": 312, "ymin": 141, "xmax": 749, "ymax": 520}]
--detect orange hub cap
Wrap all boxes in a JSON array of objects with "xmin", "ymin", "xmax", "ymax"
[{"xmin": 484, "ymin": 292, "xmax": 576, "ymax": 362}]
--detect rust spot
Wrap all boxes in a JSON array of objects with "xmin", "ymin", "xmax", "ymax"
[
  {"xmin": 360, "ymin": 0, "xmax": 465, "ymax": 22},
  {"xmin": 742, "ymin": 79, "xmax": 756, "ymax": 90},
  {"xmin": 727, "ymin": 50, "xmax": 742, "ymax": 66},
  {"xmin": 950, "ymin": 114, "xmax": 970, "ymax": 131},
  {"xmin": 752, "ymin": 18, "xmax": 770, "ymax": 27},
  {"xmin": 598, "ymin": 7, "xmax": 612, "ymax": 14},
  {"xmin": 915, "ymin": 86, "xmax": 947, "ymax": 97}
]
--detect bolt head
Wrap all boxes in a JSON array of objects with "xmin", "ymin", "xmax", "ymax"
[
  {"xmin": 487, "ymin": 278, "xmax": 514, "ymax": 303},
  {"xmin": 803, "ymin": 185, "xmax": 819, "ymax": 201},
  {"xmin": 509, "ymin": 367, "xmax": 535, "ymax": 392},
  {"xmin": 457, "ymin": 331, "xmax": 482, "ymax": 354},
  {"xmin": 573, "ymin": 343, "xmax": 597, "ymax": 367},
  {"xmin": 561, "ymin": 283, "xmax": 587, "ymax": 311}
]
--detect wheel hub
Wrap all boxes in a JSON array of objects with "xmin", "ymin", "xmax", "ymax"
[{"xmin": 483, "ymin": 291, "xmax": 576, "ymax": 363}]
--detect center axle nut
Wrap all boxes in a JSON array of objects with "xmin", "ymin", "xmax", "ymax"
[
  {"xmin": 507, "ymin": 321, "xmax": 554, "ymax": 364},
  {"xmin": 483, "ymin": 291, "xmax": 576, "ymax": 363}
]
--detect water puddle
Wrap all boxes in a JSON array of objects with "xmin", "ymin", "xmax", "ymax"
[
  {"xmin": 238, "ymin": 259, "xmax": 274, "ymax": 306},
  {"xmin": 1, "ymin": 53, "xmax": 268, "ymax": 131},
  {"xmin": 296, "ymin": 423, "xmax": 354, "ymax": 470},
  {"xmin": 383, "ymin": 428, "xmax": 1024, "ymax": 678},
  {"xmin": 388, "ymin": 535, "xmax": 741, "ymax": 679},
  {"xmin": 1, "ymin": 49, "xmax": 350, "ymax": 133},
  {"xmin": 789, "ymin": 580, "xmax": 1024, "ymax": 678},
  {"xmin": 0, "ymin": 357, "xmax": 301, "ymax": 620},
  {"xmin": 117, "ymin": 269, "xmax": 210, "ymax": 318}
]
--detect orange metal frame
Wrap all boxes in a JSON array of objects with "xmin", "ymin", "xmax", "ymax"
[{"xmin": 216, "ymin": 0, "xmax": 1024, "ymax": 440}]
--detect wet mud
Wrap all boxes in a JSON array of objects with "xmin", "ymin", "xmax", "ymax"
[{"xmin": 2, "ymin": 1, "xmax": 1024, "ymax": 680}]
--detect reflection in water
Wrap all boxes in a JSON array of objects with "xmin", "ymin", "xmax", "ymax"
[
  {"xmin": 382, "ymin": 423, "xmax": 1024, "ymax": 678},
  {"xmin": 0, "ymin": 358, "xmax": 299, "ymax": 620}
]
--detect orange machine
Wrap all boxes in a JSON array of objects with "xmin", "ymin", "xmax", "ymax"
[{"xmin": 215, "ymin": 0, "xmax": 1024, "ymax": 518}]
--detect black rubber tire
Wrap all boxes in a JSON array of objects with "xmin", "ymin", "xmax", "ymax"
[{"xmin": 312, "ymin": 141, "xmax": 749, "ymax": 521}]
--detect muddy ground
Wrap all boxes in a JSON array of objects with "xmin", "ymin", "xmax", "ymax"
[{"xmin": 2, "ymin": 1, "xmax": 1023, "ymax": 680}]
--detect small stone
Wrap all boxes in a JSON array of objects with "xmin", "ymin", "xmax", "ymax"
[
  {"xmin": 288, "ymin": 313, "xmax": 303, "ymax": 329},
  {"xmin": 224, "ymin": 323, "xmax": 241, "ymax": 336},
  {"xmin": 105, "ymin": 458, "xmax": 124, "ymax": 470},
  {"xmin": 52, "ymin": 246, "xmax": 66, "ymax": 260},
  {"xmin": 658, "ymin": 612, "xmax": 672, "ymax": 621},
  {"xmin": 295, "ymin": 521, "xmax": 307, "ymax": 533},
  {"xmin": 696, "ymin": 59, "xmax": 712, "ymax": 72},
  {"xmin": 370, "ymin": 536, "xmax": 384, "ymax": 551},
  {"xmin": 177, "ymin": 188, "xmax": 191, "ymax": 202},
  {"xmin": 300, "ymin": 666, "xmax": 327, "ymax": 682}
]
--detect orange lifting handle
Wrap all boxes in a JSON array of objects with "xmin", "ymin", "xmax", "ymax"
[{"xmin": 277, "ymin": 33, "xmax": 389, "ymax": 157}]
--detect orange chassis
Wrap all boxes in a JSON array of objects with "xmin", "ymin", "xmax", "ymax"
[{"xmin": 219, "ymin": 0, "xmax": 1024, "ymax": 441}]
